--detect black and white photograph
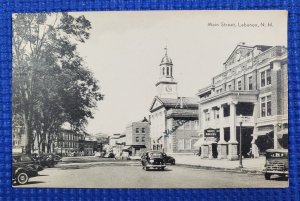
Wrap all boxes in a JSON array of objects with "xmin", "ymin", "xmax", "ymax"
[{"xmin": 12, "ymin": 10, "xmax": 288, "ymax": 188}]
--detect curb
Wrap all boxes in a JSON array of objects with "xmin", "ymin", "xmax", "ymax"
[{"xmin": 176, "ymin": 163, "xmax": 263, "ymax": 174}]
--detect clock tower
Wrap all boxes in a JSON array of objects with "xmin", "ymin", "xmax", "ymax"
[{"xmin": 156, "ymin": 47, "xmax": 178, "ymax": 99}]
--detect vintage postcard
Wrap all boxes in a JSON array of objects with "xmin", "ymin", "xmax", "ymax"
[{"xmin": 12, "ymin": 10, "xmax": 288, "ymax": 188}]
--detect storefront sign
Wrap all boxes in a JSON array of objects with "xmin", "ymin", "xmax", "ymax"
[{"xmin": 204, "ymin": 128, "xmax": 219, "ymax": 138}]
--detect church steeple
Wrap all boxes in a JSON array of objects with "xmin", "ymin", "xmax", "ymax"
[
  {"xmin": 156, "ymin": 47, "xmax": 178, "ymax": 99},
  {"xmin": 159, "ymin": 46, "xmax": 174, "ymax": 81}
]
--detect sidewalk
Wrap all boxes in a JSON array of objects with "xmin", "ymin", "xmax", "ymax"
[{"xmin": 170, "ymin": 153, "xmax": 265, "ymax": 173}]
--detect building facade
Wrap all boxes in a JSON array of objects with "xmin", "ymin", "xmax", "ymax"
[
  {"xmin": 55, "ymin": 129, "xmax": 85, "ymax": 156},
  {"xmin": 124, "ymin": 118, "xmax": 150, "ymax": 156},
  {"xmin": 149, "ymin": 48, "xmax": 199, "ymax": 154},
  {"xmin": 196, "ymin": 44, "xmax": 288, "ymax": 160}
]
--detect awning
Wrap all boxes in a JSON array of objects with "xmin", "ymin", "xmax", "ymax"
[
  {"xmin": 131, "ymin": 145, "xmax": 146, "ymax": 148},
  {"xmin": 122, "ymin": 145, "xmax": 132, "ymax": 150},
  {"xmin": 255, "ymin": 129, "xmax": 273, "ymax": 136}
]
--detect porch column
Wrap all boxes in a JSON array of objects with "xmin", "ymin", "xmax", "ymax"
[
  {"xmin": 273, "ymin": 124, "xmax": 278, "ymax": 149},
  {"xmin": 228, "ymin": 101, "xmax": 238, "ymax": 160},
  {"xmin": 251, "ymin": 127, "xmax": 260, "ymax": 158},
  {"xmin": 200, "ymin": 142, "xmax": 209, "ymax": 158},
  {"xmin": 218, "ymin": 105, "xmax": 227, "ymax": 159}
]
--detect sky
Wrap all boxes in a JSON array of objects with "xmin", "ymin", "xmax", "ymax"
[{"xmin": 72, "ymin": 10, "xmax": 287, "ymax": 136}]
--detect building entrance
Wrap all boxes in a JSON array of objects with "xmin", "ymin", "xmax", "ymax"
[
  {"xmin": 236, "ymin": 127, "xmax": 253, "ymax": 158},
  {"xmin": 212, "ymin": 143, "xmax": 218, "ymax": 158}
]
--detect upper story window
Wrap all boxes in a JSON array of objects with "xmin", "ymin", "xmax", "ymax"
[
  {"xmin": 237, "ymin": 80, "xmax": 242, "ymax": 90},
  {"xmin": 228, "ymin": 84, "xmax": 232, "ymax": 91},
  {"xmin": 141, "ymin": 128, "xmax": 145, "ymax": 133},
  {"xmin": 215, "ymin": 88, "xmax": 222, "ymax": 94},
  {"xmin": 136, "ymin": 136, "xmax": 139, "ymax": 142},
  {"xmin": 261, "ymin": 69, "xmax": 271, "ymax": 88},
  {"xmin": 142, "ymin": 137, "xmax": 145, "ymax": 142},
  {"xmin": 136, "ymin": 128, "xmax": 139, "ymax": 133},
  {"xmin": 248, "ymin": 76, "xmax": 253, "ymax": 90},
  {"xmin": 204, "ymin": 111, "xmax": 210, "ymax": 121},
  {"xmin": 213, "ymin": 109, "xmax": 220, "ymax": 119},
  {"xmin": 261, "ymin": 95, "xmax": 272, "ymax": 117}
]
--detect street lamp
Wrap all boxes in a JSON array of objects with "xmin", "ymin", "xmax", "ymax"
[{"xmin": 239, "ymin": 114, "xmax": 243, "ymax": 168}]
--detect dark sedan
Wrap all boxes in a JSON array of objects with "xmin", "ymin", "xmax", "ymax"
[
  {"xmin": 12, "ymin": 161, "xmax": 39, "ymax": 185},
  {"xmin": 162, "ymin": 153, "xmax": 176, "ymax": 165},
  {"xmin": 13, "ymin": 154, "xmax": 43, "ymax": 171},
  {"xmin": 141, "ymin": 151, "xmax": 166, "ymax": 171}
]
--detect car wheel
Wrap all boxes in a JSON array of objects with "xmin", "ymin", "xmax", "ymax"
[
  {"xmin": 161, "ymin": 167, "xmax": 165, "ymax": 171},
  {"xmin": 145, "ymin": 167, "xmax": 149, "ymax": 171},
  {"xmin": 171, "ymin": 160, "xmax": 175, "ymax": 165},
  {"xmin": 16, "ymin": 172, "xmax": 29, "ymax": 185},
  {"xmin": 264, "ymin": 173, "xmax": 271, "ymax": 180}
]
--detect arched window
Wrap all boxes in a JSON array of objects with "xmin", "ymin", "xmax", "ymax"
[
  {"xmin": 162, "ymin": 67, "xmax": 165, "ymax": 75},
  {"xmin": 167, "ymin": 67, "xmax": 169, "ymax": 76}
]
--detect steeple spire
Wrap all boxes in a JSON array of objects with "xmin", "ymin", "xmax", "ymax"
[{"xmin": 164, "ymin": 45, "xmax": 168, "ymax": 56}]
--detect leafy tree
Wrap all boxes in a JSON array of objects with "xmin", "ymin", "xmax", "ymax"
[{"xmin": 13, "ymin": 13, "xmax": 103, "ymax": 154}]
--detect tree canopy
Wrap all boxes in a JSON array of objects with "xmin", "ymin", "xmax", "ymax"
[{"xmin": 13, "ymin": 13, "xmax": 103, "ymax": 154}]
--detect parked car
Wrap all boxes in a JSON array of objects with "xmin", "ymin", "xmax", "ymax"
[
  {"xmin": 12, "ymin": 163, "xmax": 39, "ymax": 185},
  {"xmin": 104, "ymin": 152, "xmax": 115, "ymax": 158},
  {"xmin": 162, "ymin": 153, "xmax": 176, "ymax": 165},
  {"xmin": 32, "ymin": 153, "xmax": 61, "ymax": 168},
  {"xmin": 141, "ymin": 151, "xmax": 166, "ymax": 171},
  {"xmin": 262, "ymin": 149, "xmax": 288, "ymax": 180},
  {"xmin": 13, "ymin": 154, "xmax": 43, "ymax": 172}
]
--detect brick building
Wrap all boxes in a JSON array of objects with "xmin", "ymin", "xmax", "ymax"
[
  {"xmin": 55, "ymin": 129, "xmax": 85, "ymax": 156},
  {"xmin": 149, "ymin": 48, "xmax": 199, "ymax": 153},
  {"xmin": 196, "ymin": 44, "xmax": 288, "ymax": 160},
  {"xmin": 123, "ymin": 118, "xmax": 150, "ymax": 156}
]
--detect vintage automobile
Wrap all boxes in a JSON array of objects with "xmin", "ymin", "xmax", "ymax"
[
  {"xmin": 162, "ymin": 153, "xmax": 176, "ymax": 165},
  {"xmin": 13, "ymin": 163, "xmax": 39, "ymax": 185},
  {"xmin": 13, "ymin": 154, "xmax": 43, "ymax": 172},
  {"xmin": 141, "ymin": 151, "xmax": 166, "ymax": 171},
  {"xmin": 31, "ymin": 153, "xmax": 61, "ymax": 168},
  {"xmin": 263, "ymin": 149, "xmax": 288, "ymax": 180}
]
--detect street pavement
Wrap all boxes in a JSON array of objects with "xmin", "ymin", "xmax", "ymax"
[{"xmin": 16, "ymin": 158, "xmax": 288, "ymax": 188}]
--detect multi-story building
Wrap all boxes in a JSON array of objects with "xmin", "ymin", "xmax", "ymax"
[
  {"xmin": 55, "ymin": 129, "xmax": 84, "ymax": 156},
  {"xmin": 196, "ymin": 44, "xmax": 288, "ymax": 160},
  {"xmin": 79, "ymin": 136, "xmax": 98, "ymax": 156},
  {"xmin": 149, "ymin": 48, "xmax": 199, "ymax": 153},
  {"xmin": 123, "ymin": 118, "xmax": 150, "ymax": 156}
]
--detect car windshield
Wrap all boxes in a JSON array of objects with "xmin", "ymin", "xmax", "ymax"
[
  {"xmin": 148, "ymin": 152, "xmax": 162, "ymax": 157},
  {"xmin": 21, "ymin": 155, "xmax": 34, "ymax": 162}
]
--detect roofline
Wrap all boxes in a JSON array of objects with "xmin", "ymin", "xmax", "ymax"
[{"xmin": 223, "ymin": 44, "xmax": 254, "ymax": 65}]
